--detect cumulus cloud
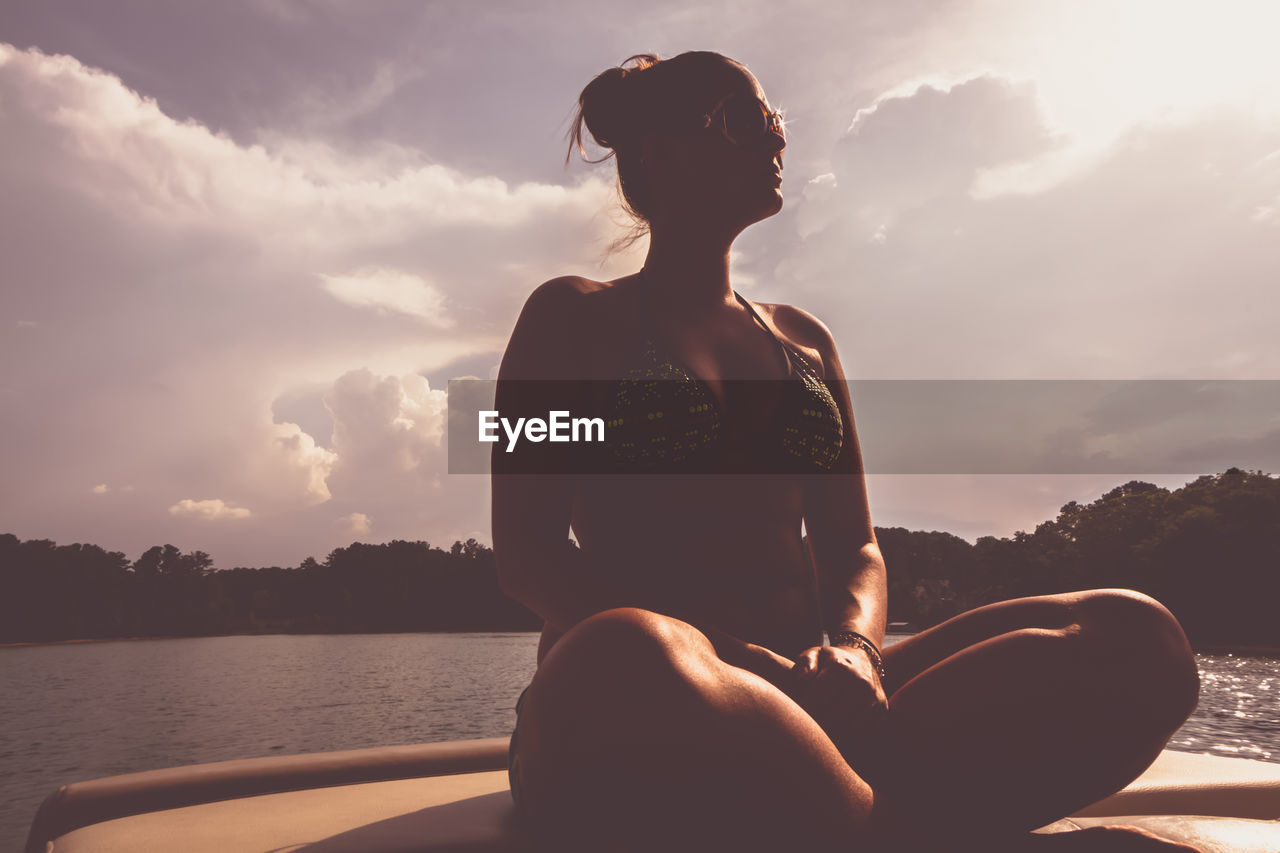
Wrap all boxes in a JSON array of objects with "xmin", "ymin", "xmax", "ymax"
[
  {"xmin": 269, "ymin": 422, "xmax": 337, "ymax": 504},
  {"xmin": 0, "ymin": 43, "xmax": 621, "ymax": 335},
  {"xmin": 0, "ymin": 43, "xmax": 636, "ymax": 566},
  {"xmin": 830, "ymin": 75, "xmax": 1066, "ymax": 240},
  {"xmin": 343, "ymin": 512, "xmax": 373, "ymax": 535},
  {"xmin": 169, "ymin": 498, "xmax": 252, "ymax": 520},
  {"xmin": 302, "ymin": 368, "xmax": 490, "ymax": 553},
  {"xmin": 780, "ymin": 73, "xmax": 1280, "ymax": 380},
  {"xmin": 326, "ymin": 369, "xmax": 448, "ymax": 483},
  {"xmin": 0, "ymin": 44, "xmax": 604, "ymax": 242},
  {"xmin": 92, "ymin": 484, "xmax": 108, "ymax": 494},
  {"xmin": 319, "ymin": 267, "xmax": 453, "ymax": 326}
]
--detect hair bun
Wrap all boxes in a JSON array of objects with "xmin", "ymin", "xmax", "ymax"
[
  {"xmin": 578, "ymin": 54, "xmax": 659, "ymax": 154},
  {"xmin": 580, "ymin": 66, "xmax": 633, "ymax": 151}
]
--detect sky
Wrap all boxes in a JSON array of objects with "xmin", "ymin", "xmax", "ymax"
[{"xmin": 2, "ymin": 0, "xmax": 1279, "ymax": 569}]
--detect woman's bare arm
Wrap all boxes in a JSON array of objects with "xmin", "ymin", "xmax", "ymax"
[
  {"xmin": 491, "ymin": 278, "xmax": 633, "ymax": 632},
  {"xmin": 774, "ymin": 306, "xmax": 889, "ymax": 751},
  {"xmin": 791, "ymin": 308, "xmax": 887, "ymax": 651}
]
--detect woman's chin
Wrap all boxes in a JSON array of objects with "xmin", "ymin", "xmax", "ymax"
[
  {"xmin": 702, "ymin": 190, "xmax": 784, "ymax": 231},
  {"xmin": 752, "ymin": 190, "xmax": 785, "ymax": 221}
]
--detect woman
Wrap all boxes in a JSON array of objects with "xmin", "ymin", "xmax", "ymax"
[{"xmin": 492, "ymin": 52, "xmax": 1201, "ymax": 852}]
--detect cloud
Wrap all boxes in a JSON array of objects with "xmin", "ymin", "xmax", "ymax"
[
  {"xmin": 831, "ymin": 74, "xmax": 1066, "ymax": 239},
  {"xmin": 326, "ymin": 369, "xmax": 448, "ymax": 486},
  {"xmin": 779, "ymin": 74, "xmax": 1280, "ymax": 380},
  {"xmin": 0, "ymin": 43, "xmax": 606, "ymax": 242},
  {"xmin": 92, "ymin": 484, "xmax": 108, "ymax": 494},
  {"xmin": 843, "ymin": 380, "xmax": 1278, "ymax": 476},
  {"xmin": 319, "ymin": 267, "xmax": 454, "ymax": 326},
  {"xmin": 0, "ymin": 43, "xmax": 631, "ymax": 566},
  {"xmin": 297, "ymin": 369, "xmax": 492, "ymax": 553},
  {"xmin": 269, "ymin": 422, "xmax": 338, "ymax": 504},
  {"xmin": 343, "ymin": 512, "xmax": 372, "ymax": 535},
  {"xmin": 169, "ymin": 498, "xmax": 252, "ymax": 520}
]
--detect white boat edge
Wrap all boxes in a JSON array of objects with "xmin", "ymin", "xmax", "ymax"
[{"xmin": 25, "ymin": 740, "xmax": 1280, "ymax": 852}]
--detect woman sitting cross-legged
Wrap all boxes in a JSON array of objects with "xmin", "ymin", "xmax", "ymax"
[{"xmin": 493, "ymin": 51, "xmax": 1202, "ymax": 853}]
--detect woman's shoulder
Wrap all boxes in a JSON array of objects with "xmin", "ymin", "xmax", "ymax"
[
  {"xmin": 528, "ymin": 273, "xmax": 632, "ymax": 298},
  {"xmin": 518, "ymin": 275, "xmax": 630, "ymax": 319},
  {"xmin": 527, "ymin": 274, "xmax": 603, "ymax": 298},
  {"xmin": 744, "ymin": 298, "xmax": 840, "ymax": 379},
  {"xmin": 501, "ymin": 275, "xmax": 632, "ymax": 380}
]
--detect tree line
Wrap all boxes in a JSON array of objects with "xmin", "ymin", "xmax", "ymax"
[
  {"xmin": 877, "ymin": 468, "xmax": 1280, "ymax": 647},
  {"xmin": 2, "ymin": 468, "xmax": 1276, "ymax": 647}
]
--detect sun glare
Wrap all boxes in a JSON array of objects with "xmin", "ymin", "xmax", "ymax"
[{"xmin": 1014, "ymin": 0, "xmax": 1280, "ymax": 141}]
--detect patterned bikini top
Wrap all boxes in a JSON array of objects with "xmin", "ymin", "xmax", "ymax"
[{"xmin": 600, "ymin": 292, "xmax": 844, "ymax": 473}]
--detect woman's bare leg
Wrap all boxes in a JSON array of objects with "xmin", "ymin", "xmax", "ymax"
[
  {"xmin": 512, "ymin": 591, "xmax": 1199, "ymax": 851},
  {"xmin": 515, "ymin": 607, "xmax": 880, "ymax": 852},
  {"xmin": 865, "ymin": 588, "xmax": 1201, "ymax": 847}
]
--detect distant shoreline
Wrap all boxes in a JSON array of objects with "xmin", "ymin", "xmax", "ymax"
[
  {"xmin": 5, "ymin": 632, "xmax": 1279, "ymax": 658},
  {"xmin": 0, "ymin": 629, "xmax": 538, "ymax": 648}
]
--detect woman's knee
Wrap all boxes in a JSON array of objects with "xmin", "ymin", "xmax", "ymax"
[
  {"xmin": 533, "ymin": 608, "xmax": 715, "ymax": 713},
  {"xmin": 1073, "ymin": 589, "xmax": 1200, "ymax": 724},
  {"xmin": 556, "ymin": 608, "xmax": 710, "ymax": 670}
]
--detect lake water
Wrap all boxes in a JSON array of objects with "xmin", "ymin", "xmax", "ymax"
[{"xmin": 3, "ymin": 632, "xmax": 1277, "ymax": 851}]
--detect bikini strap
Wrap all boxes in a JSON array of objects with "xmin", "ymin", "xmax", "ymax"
[{"xmin": 733, "ymin": 290, "xmax": 797, "ymax": 376}]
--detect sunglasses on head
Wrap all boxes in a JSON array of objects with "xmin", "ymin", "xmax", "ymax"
[{"xmin": 701, "ymin": 92, "xmax": 786, "ymax": 148}]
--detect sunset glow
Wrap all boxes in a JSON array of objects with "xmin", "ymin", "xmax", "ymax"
[{"xmin": 2, "ymin": 2, "xmax": 1277, "ymax": 566}]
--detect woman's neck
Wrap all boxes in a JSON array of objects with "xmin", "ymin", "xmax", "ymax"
[{"xmin": 640, "ymin": 224, "xmax": 738, "ymax": 314}]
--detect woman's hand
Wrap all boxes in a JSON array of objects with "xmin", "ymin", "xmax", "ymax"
[{"xmin": 790, "ymin": 644, "xmax": 889, "ymax": 766}]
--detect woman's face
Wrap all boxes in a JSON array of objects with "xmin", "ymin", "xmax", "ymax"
[{"xmin": 652, "ymin": 64, "xmax": 787, "ymax": 231}]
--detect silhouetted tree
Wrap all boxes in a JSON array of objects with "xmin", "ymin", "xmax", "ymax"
[{"xmin": 3, "ymin": 469, "xmax": 1275, "ymax": 644}]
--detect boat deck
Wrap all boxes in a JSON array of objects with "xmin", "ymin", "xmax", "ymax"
[{"xmin": 25, "ymin": 739, "xmax": 1280, "ymax": 852}]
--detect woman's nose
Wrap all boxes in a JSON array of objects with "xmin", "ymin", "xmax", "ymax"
[{"xmin": 764, "ymin": 131, "xmax": 785, "ymax": 165}]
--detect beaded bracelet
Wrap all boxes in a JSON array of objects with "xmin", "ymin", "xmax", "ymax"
[{"xmin": 829, "ymin": 630, "xmax": 886, "ymax": 679}]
